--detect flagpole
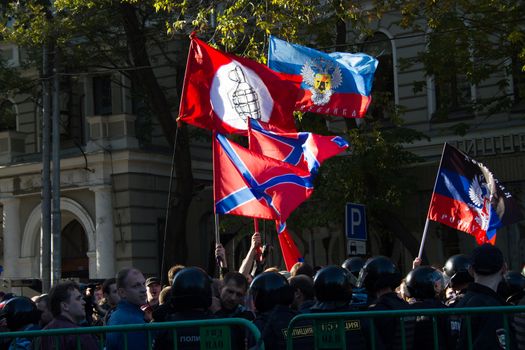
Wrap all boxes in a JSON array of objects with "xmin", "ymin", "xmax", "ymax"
[{"xmin": 418, "ymin": 143, "xmax": 448, "ymax": 259}]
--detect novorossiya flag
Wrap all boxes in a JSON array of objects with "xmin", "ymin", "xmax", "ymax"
[
  {"xmin": 268, "ymin": 36, "xmax": 378, "ymax": 118},
  {"xmin": 213, "ymin": 133, "xmax": 314, "ymax": 222},
  {"xmin": 427, "ymin": 143, "xmax": 522, "ymax": 244},
  {"xmin": 178, "ymin": 34, "xmax": 299, "ymax": 134},
  {"xmin": 276, "ymin": 221, "xmax": 304, "ymax": 271},
  {"xmin": 248, "ymin": 119, "xmax": 349, "ymax": 177}
]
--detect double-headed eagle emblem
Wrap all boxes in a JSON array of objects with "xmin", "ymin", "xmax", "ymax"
[
  {"xmin": 301, "ymin": 58, "xmax": 342, "ymax": 106},
  {"xmin": 468, "ymin": 173, "xmax": 493, "ymax": 231}
]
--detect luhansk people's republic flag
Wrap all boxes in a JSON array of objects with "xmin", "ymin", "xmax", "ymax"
[
  {"xmin": 427, "ymin": 143, "xmax": 522, "ymax": 244},
  {"xmin": 268, "ymin": 36, "xmax": 378, "ymax": 118},
  {"xmin": 178, "ymin": 34, "xmax": 300, "ymax": 135}
]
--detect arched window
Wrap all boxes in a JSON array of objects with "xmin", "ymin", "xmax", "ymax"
[
  {"xmin": 0, "ymin": 99, "xmax": 17, "ymax": 131},
  {"xmin": 361, "ymin": 32, "xmax": 395, "ymax": 121}
]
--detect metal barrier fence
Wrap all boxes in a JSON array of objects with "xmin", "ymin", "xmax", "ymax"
[
  {"xmin": 286, "ymin": 305, "xmax": 525, "ymax": 350},
  {"xmin": 0, "ymin": 317, "xmax": 263, "ymax": 350}
]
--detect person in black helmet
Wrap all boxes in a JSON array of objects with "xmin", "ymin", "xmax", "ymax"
[
  {"xmin": 153, "ymin": 267, "xmax": 215, "ymax": 350},
  {"xmin": 342, "ymin": 257, "xmax": 367, "ymax": 308},
  {"xmin": 342, "ymin": 257, "xmax": 365, "ymax": 280},
  {"xmin": 442, "ymin": 254, "xmax": 475, "ymax": 346},
  {"xmin": 443, "ymin": 254, "xmax": 474, "ymax": 307},
  {"xmin": 248, "ymin": 271, "xmax": 300, "ymax": 349},
  {"xmin": 455, "ymin": 244, "xmax": 516, "ymax": 350},
  {"xmin": 0, "ymin": 296, "xmax": 41, "ymax": 350},
  {"xmin": 357, "ymin": 256, "xmax": 414, "ymax": 350},
  {"xmin": 307, "ymin": 265, "xmax": 380, "ymax": 350},
  {"xmin": 499, "ymin": 271, "xmax": 525, "ymax": 305},
  {"xmin": 406, "ymin": 266, "xmax": 450, "ymax": 350}
]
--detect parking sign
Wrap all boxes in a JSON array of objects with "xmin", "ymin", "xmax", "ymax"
[{"xmin": 345, "ymin": 203, "xmax": 367, "ymax": 241}]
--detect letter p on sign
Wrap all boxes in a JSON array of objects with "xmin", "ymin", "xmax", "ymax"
[{"xmin": 345, "ymin": 203, "xmax": 367, "ymax": 241}]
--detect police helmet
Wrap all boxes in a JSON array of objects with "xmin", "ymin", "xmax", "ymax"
[
  {"xmin": 313, "ymin": 265, "xmax": 353, "ymax": 310},
  {"xmin": 0, "ymin": 297, "xmax": 41, "ymax": 331},
  {"xmin": 406, "ymin": 266, "xmax": 444, "ymax": 300},
  {"xmin": 442, "ymin": 254, "xmax": 473, "ymax": 288},
  {"xmin": 249, "ymin": 272, "xmax": 293, "ymax": 313},
  {"xmin": 171, "ymin": 267, "xmax": 212, "ymax": 311},
  {"xmin": 357, "ymin": 256, "xmax": 402, "ymax": 295},
  {"xmin": 503, "ymin": 271, "xmax": 525, "ymax": 296},
  {"xmin": 341, "ymin": 257, "xmax": 365, "ymax": 279}
]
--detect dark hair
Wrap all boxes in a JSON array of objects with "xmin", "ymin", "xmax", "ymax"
[
  {"xmin": 116, "ymin": 268, "xmax": 137, "ymax": 289},
  {"xmin": 289, "ymin": 275, "xmax": 315, "ymax": 300},
  {"xmin": 48, "ymin": 281, "xmax": 80, "ymax": 317},
  {"xmin": 102, "ymin": 278, "xmax": 117, "ymax": 295},
  {"xmin": 223, "ymin": 272, "xmax": 249, "ymax": 292},
  {"xmin": 290, "ymin": 262, "xmax": 314, "ymax": 278},
  {"xmin": 168, "ymin": 265, "xmax": 185, "ymax": 286}
]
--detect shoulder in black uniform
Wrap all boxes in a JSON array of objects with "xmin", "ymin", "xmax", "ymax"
[
  {"xmin": 248, "ymin": 271, "xmax": 303, "ymax": 350},
  {"xmin": 406, "ymin": 266, "xmax": 449, "ymax": 350},
  {"xmin": 455, "ymin": 244, "xmax": 516, "ymax": 350},
  {"xmin": 359, "ymin": 256, "xmax": 414, "ymax": 350},
  {"xmin": 153, "ymin": 267, "xmax": 238, "ymax": 350}
]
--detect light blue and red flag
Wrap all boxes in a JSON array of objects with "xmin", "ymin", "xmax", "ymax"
[
  {"xmin": 276, "ymin": 221, "xmax": 303, "ymax": 271},
  {"xmin": 213, "ymin": 133, "xmax": 314, "ymax": 222},
  {"xmin": 268, "ymin": 36, "xmax": 378, "ymax": 118},
  {"xmin": 428, "ymin": 143, "xmax": 522, "ymax": 244},
  {"xmin": 248, "ymin": 119, "xmax": 349, "ymax": 177},
  {"xmin": 179, "ymin": 35, "xmax": 299, "ymax": 134}
]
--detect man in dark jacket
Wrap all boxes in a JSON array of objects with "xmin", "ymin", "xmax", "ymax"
[
  {"xmin": 42, "ymin": 281, "xmax": 99, "ymax": 350},
  {"xmin": 215, "ymin": 271, "xmax": 254, "ymax": 320},
  {"xmin": 455, "ymin": 244, "xmax": 516, "ymax": 350}
]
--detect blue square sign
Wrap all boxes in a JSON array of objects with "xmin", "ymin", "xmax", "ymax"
[{"xmin": 345, "ymin": 203, "xmax": 367, "ymax": 241}]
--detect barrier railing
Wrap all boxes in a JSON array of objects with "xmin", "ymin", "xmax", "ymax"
[
  {"xmin": 285, "ymin": 305, "xmax": 525, "ymax": 350},
  {"xmin": 0, "ymin": 317, "xmax": 263, "ymax": 350}
]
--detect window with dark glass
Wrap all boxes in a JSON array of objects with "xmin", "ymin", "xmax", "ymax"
[
  {"xmin": 93, "ymin": 75, "xmax": 112, "ymax": 116},
  {"xmin": 59, "ymin": 76, "xmax": 85, "ymax": 147},
  {"xmin": 0, "ymin": 100, "xmax": 17, "ymax": 131},
  {"xmin": 361, "ymin": 32, "xmax": 395, "ymax": 121}
]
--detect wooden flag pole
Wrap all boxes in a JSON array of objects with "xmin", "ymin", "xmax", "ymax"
[{"xmin": 418, "ymin": 143, "xmax": 447, "ymax": 259}]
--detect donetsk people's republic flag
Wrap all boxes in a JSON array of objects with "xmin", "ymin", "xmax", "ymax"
[
  {"xmin": 178, "ymin": 35, "xmax": 299, "ymax": 134},
  {"xmin": 268, "ymin": 36, "xmax": 378, "ymax": 118},
  {"xmin": 427, "ymin": 143, "xmax": 522, "ymax": 244}
]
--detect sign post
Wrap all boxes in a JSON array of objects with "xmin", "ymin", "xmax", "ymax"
[{"xmin": 345, "ymin": 203, "xmax": 367, "ymax": 255}]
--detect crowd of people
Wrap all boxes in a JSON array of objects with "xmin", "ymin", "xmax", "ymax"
[{"xmin": 0, "ymin": 232, "xmax": 524, "ymax": 349}]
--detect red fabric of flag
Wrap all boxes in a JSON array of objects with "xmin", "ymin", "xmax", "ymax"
[
  {"xmin": 213, "ymin": 133, "xmax": 314, "ymax": 222},
  {"xmin": 276, "ymin": 221, "xmax": 304, "ymax": 271},
  {"xmin": 179, "ymin": 35, "xmax": 299, "ymax": 134}
]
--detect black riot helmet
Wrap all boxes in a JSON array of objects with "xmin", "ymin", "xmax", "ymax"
[
  {"xmin": 442, "ymin": 254, "xmax": 473, "ymax": 289},
  {"xmin": 313, "ymin": 266, "xmax": 353, "ymax": 310},
  {"xmin": 357, "ymin": 256, "xmax": 402, "ymax": 295},
  {"xmin": 503, "ymin": 271, "xmax": 525, "ymax": 297},
  {"xmin": 171, "ymin": 267, "xmax": 212, "ymax": 311},
  {"xmin": 249, "ymin": 272, "xmax": 294, "ymax": 313},
  {"xmin": 341, "ymin": 257, "xmax": 365, "ymax": 279},
  {"xmin": 0, "ymin": 297, "xmax": 41, "ymax": 331},
  {"xmin": 406, "ymin": 266, "xmax": 445, "ymax": 300}
]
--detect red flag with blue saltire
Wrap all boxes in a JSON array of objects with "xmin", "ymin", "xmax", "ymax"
[
  {"xmin": 248, "ymin": 119, "xmax": 349, "ymax": 177},
  {"xmin": 248, "ymin": 119, "xmax": 349, "ymax": 269},
  {"xmin": 213, "ymin": 133, "xmax": 314, "ymax": 222},
  {"xmin": 428, "ymin": 143, "xmax": 522, "ymax": 244},
  {"xmin": 276, "ymin": 221, "xmax": 304, "ymax": 271},
  {"xmin": 268, "ymin": 36, "xmax": 378, "ymax": 118},
  {"xmin": 178, "ymin": 34, "xmax": 299, "ymax": 134}
]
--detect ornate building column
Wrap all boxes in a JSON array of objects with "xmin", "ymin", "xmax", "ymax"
[
  {"xmin": 0, "ymin": 196, "xmax": 21, "ymax": 279},
  {"xmin": 90, "ymin": 186, "xmax": 115, "ymax": 278}
]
